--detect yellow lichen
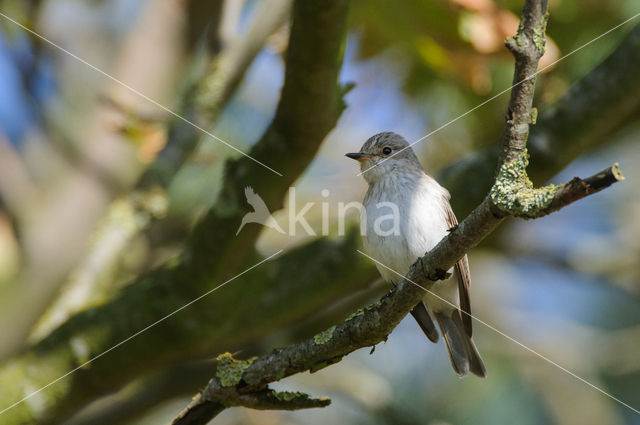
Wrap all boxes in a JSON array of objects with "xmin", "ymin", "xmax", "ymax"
[
  {"xmin": 215, "ymin": 352, "xmax": 257, "ymax": 387},
  {"xmin": 345, "ymin": 308, "xmax": 364, "ymax": 321},
  {"xmin": 345, "ymin": 298, "xmax": 385, "ymax": 323},
  {"xmin": 505, "ymin": 20, "xmax": 525, "ymax": 48},
  {"xmin": 505, "ymin": 11, "xmax": 548, "ymax": 57},
  {"xmin": 313, "ymin": 326, "xmax": 336, "ymax": 345},
  {"xmin": 532, "ymin": 12, "xmax": 549, "ymax": 55},
  {"xmin": 490, "ymin": 150, "xmax": 559, "ymax": 218}
]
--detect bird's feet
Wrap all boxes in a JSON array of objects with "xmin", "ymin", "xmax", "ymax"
[
  {"xmin": 427, "ymin": 268, "xmax": 451, "ymax": 281},
  {"xmin": 380, "ymin": 289, "xmax": 394, "ymax": 304}
]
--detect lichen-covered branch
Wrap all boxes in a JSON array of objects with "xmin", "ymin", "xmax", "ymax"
[
  {"xmin": 544, "ymin": 163, "xmax": 624, "ymax": 214},
  {"xmin": 527, "ymin": 23, "xmax": 640, "ymax": 184},
  {"xmin": 171, "ymin": 1, "xmax": 623, "ymax": 423},
  {"xmin": 182, "ymin": 0, "xmax": 351, "ymax": 282},
  {"xmin": 0, "ymin": 232, "xmax": 374, "ymax": 425},
  {"xmin": 0, "ymin": 0, "xmax": 190, "ymax": 360},
  {"xmin": 31, "ymin": 0, "xmax": 293, "ymax": 340},
  {"xmin": 174, "ymin": 388, "xmax": 330, "ymax": 425},
  {"xmin": 490, "ymin": 154, "xmax": 623, "ymax": 218},
  {"xmin": 234, "ymin": 390, "xmax": 331, "ymax": 410},
  {"xmin": 440, "ymin": 22, "xmax": 640, "ymax": 217},
  {"xmin": 0, "ymin": 0, "xmax": 352, "ymax": 422},
  {"xmin": 499, "ymin": 0, "xmax": 547, "ymax": 168},
  {"xmin": 63, "ymin": 276, "xmax": 387, "ymax": 425}
]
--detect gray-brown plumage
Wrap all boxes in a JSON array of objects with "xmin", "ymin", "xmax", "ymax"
[{"xmin": 346, "ymin": 132, "xmax": 486, "ymax": 377}]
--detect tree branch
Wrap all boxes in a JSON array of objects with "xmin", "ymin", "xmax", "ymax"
[
  {"xmin": 30, "ymin": 0, "xmax": 293, "ymax": 341},
  {"xmin": 499, "ymin": 0, "xmax": 547, "ymax": 167},
  {"xmin": 0, "ymin": 0, "xmax": 352, "ymax": 422},
  {"xmin": 0, "ymin": 0, "xmax": 190, "ymax": 360},
  {"xmin": 170, "ymin": 1, "xmax": 624, "ymax": 423},
  {"xmin": 182, "ymin": 0, "xmax": 352, "ymax": 284},
  {"xmin": 440, "ymin": 22, "xmax": 640, "ymax": 217},
  {"xmin": 0, "ymin": 233, "xmax": 373, "ymax": 424},
  {"xmin": 64, "ymin": 279, "xmax": 386, "ymax": 425}
]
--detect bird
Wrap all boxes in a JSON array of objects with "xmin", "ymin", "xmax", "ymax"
[
  {"xmin": 236, "ymin": 186, "xmax": 285, "ymax": 235},
  {"xmin": 346, "ymin": 132, "xmax": 486, "ymax": 377}
]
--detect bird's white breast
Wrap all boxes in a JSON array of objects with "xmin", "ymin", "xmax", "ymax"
[{"xmin": 362, "ymin": 171, "xmax": 451, "ymax": 283}]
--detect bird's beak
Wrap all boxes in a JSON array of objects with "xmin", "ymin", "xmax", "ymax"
[{"xmin": 345, "ymin": 152, "xmax": 374, "ymax": 162}]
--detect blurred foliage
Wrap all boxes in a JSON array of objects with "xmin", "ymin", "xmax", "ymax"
[
  {"xmin": 350, "ymin": 0, "xmax": 637, "ymax": 168},
  {"xmin": 0, "ymin": 0, "xmax": 638, "ymax": 424}
]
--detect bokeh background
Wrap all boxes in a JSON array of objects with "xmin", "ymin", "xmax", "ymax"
[{"xmin": 0, "ymin": 0, "xmax": 639, "ymax": 424}]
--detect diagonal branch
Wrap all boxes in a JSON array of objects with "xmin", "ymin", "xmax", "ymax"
[
  {"xmin": 30, "ymin": 0, "xmax": 293, "ymax": 341},
  {"xmin": 0, "ymin": 0, "xmax": 190, "ymax": 360},
  {"xmin": 0, "ymin": 0, "xmax": 351, "ymax": 423},
  {"xmin": 170, "ymin": 1, "xmax": 624, "ymax": 423},
  {"xmin": 170, "ymin": 163, "xmax": 622, "ymax": 425},
  {"xmin": 183, "ymin": 0, "xmax": 352, "ymax": 281}
]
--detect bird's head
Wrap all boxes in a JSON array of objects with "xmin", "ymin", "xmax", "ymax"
[{"xmin": 346, "ymin": 132, "xmax": 423, "ymax": 184}]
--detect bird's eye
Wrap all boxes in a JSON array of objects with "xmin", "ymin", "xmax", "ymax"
[{"xmin": 382, "ymin": 147, "xmax": 392, "ymax": 155}]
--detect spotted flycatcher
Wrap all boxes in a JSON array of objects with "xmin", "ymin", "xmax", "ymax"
[{"xmin": 346, "ymin": 132, "xmax": 486, "ymax": 377}]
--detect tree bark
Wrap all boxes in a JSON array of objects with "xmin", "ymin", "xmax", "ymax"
[
  {"xmin": 170, "ymin": 1, "xmax": 624, "ymax": 423},
  {"xmin": 0, "ymin": 0, "xmax": 351, "ymax": 423},
  {"xmin": 440, "ymin": 22, "xmax": 640, "ymax": 217}
]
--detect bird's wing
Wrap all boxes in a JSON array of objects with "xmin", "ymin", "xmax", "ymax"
[
  {"xmin": 444, "ymin": 201, "xmax": 473, "ymax": 337},
  {"xmin": 244, "ymin": 186, "xmax": 268, "ymax": 212}
]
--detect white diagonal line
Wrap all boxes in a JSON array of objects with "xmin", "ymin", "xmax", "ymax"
[
  {"xmin": 0, "ymin": 11, "xmax": 283, "ymax": 177},
  {"xmin": 357, "ymin": 250, "xmax": 640, "ymax": 415},
  {"xmin": 359, "ymin": 11, "xmax": 640, "ymax": 176},
  {"xmin": 0, "ymin": 250, "xmax": 283, "ymax": 417}
]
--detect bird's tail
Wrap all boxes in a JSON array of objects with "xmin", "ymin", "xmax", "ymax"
[
  {"xmin": 410, "ymin": 301, "xmax": 439, "ymax": 343},
  {"xmin": 434, "ymin": 310, "xmax": 486, "ymax": 378}
]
